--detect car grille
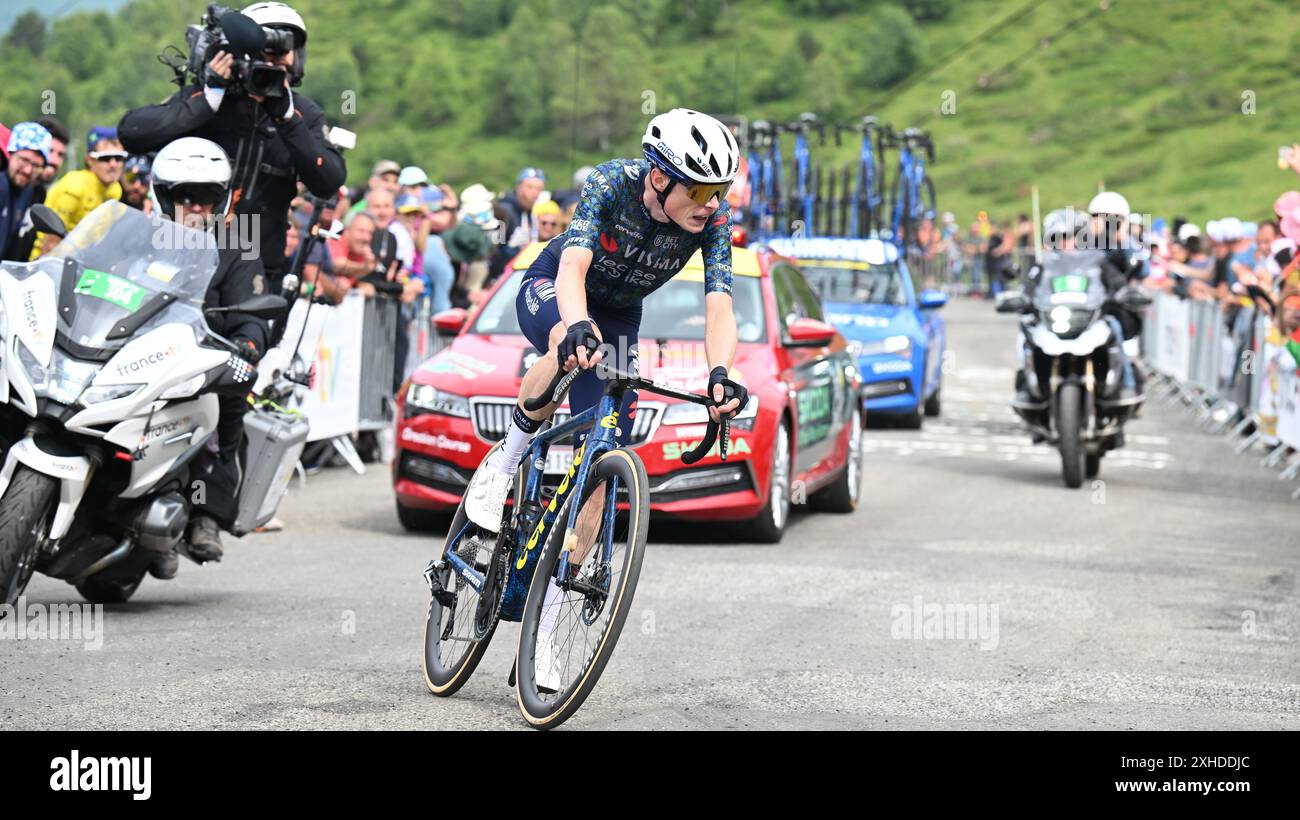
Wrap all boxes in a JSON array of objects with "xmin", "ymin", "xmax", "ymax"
[{"xmin": 469, "ymin": 397, "xmax": 662, "ymax": 445}]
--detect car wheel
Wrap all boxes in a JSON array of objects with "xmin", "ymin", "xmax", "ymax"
[
  {"xmin": 811, "ymin": 405, "xmax": 862, "ymax": 513},
  {"xmin": 924, "ymin": 388, "xmax": 941, "ymax": 417},
  {"xmin": 745, "ymin": 419, "xmax": 792, "ymax": 543},
  {"xmin": 897, "ymin": 403, "xmax": 924, "ymax": 429},
  {"xmin": 397, "ymin": 501, "xmax": 450, "ymax": 533}
]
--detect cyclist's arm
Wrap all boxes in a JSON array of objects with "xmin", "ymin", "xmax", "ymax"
[
  {"xmin": 701, "ymin": 204, "xmax": 737, "ymax": 373},
  {"xmin": 704, "ymin": 291, "xmax": 737, "ymax": 373},
  {"xmin": 555, "ymin": 164, "xmax": 615, "ymax": 328},
  {"xmin": 555, "ymin": 247, "xmax": 593, "ymax": 328}
]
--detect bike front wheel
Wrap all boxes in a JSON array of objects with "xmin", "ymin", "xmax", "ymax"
[{"xmin": 515, "ymin": 448, "xmax": 649, "ymax": 729}]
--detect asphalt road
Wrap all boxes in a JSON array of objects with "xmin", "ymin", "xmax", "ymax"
[{"xmin": 6, "ymin": 298, "xmax": 1298, "ymax": 730}]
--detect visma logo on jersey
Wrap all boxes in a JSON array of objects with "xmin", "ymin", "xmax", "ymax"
[{"xmin": 499, "ymin": 433, "xmax": 597, "ymax": 622}]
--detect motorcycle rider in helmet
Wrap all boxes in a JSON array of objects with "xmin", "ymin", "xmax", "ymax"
[{"xmin": 147, "ymin": 137, "xmax": 270, "ymax": 578}]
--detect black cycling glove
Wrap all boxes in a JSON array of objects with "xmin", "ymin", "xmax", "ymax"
[
  {"xmin": 708, "ymin": 366, "xmax": 749, "ymax": 419},
  {"xmin": 557, "ymin": 320, "xmax": 600, "ymax": 369}
]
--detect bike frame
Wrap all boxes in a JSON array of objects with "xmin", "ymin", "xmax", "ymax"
[{"xmin": 440, "ymin": 393, "xmax": 622, "ymax": 597}]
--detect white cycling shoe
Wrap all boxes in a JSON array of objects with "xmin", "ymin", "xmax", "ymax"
[
  {"xmin": 464, "ymin": 466, "xmax": 514, "ymax": 533},
  {"xmin": 534, "ymin": 631, "xmax": 563, "ymax": 694}
]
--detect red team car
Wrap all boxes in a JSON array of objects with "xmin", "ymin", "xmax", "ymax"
[{"xmin": 393, "ymin": 242, "xmax": 863, "ymax": 542}]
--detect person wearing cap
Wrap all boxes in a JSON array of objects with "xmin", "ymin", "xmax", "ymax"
[
  {"xmin": 533, "ymin": 199, "xmax": 563, "ymax": 242},
  {"xmin": 490, "ymin": 167, "xmax": 547, "ymax": 280},
  {"xmin": 398, "ymin": 165, "xmax": 429, "ymax": 196},
  {"xmin": 121, "ymin": 155, "xmax": 154, "ymax": 211},
  {"xmin": 353, "ymin": 159, "xmax": 401, "ymax": 209},
  {"xmin": 29, "ymin": 126, "xmax": 127, "ymax": 258},
  {"xmin": 4, "ymin": 116, "xmax": 70, "ymax": 262},
  {"xmin": 1, "ymin": 122, "xmax": 53, "ymax": 261},
  {"xmin": 117, "ymin": 2, "xmax": 347, "ymax": 295}
]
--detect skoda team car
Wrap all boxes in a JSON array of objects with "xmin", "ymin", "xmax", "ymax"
[
  {"xmin": 393, "ymin": 241, "xmax": 863, "ymax": 542},
  {"xmin": 768, "ymin": 237, "xmax": 946, "ymax": 429}
]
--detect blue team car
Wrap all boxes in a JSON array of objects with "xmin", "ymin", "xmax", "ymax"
[{"xmin": 767, "ymin": 237, "xmax": 947, "ymax": 428}]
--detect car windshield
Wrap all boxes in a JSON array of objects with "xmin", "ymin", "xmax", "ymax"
[
  {"xmin": 799, "ymin": 263, "xmax": 907, "ymax": 306},
  {"xmin": 471, "ymin": 270, "xmax": 766, "ymax": 343},
  {"xmin": 18, "ymin": 200, "xmax": 221, "ymax": 353}
]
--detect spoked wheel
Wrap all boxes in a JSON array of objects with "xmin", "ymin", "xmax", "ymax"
[
  {"xmin": 423, "ymin": 443, "xmax": 507, "ymax": 697},
  {"xmin": 515, "ymin": 449, "xmax": 649, "ymax": 730}
]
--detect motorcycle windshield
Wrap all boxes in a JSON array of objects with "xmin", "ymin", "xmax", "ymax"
[
  {"xmin": 1034, "ymin": 250, "xmax": 1107, "ymax": 313},
  {"xmin": 43, "ymin": 201, "xmax": 219, "ymax": 353}
]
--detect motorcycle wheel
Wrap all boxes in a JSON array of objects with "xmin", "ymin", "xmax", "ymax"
[
  {"xmin": 0, "ymin": 466, "xmax": 59, "ymax": 606},
  {"xmin": 1056, "ymin": 382, "xmax": 1085, "ymax": 489}
]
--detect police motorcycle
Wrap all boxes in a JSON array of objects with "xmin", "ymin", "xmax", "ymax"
[
  {"xmin": 0, "ymin": 201, "xmax": 300, "ymax": 605},
  {"xmin": 996, "ymin": 249, "xmax": 1151, "ymax": 488}
]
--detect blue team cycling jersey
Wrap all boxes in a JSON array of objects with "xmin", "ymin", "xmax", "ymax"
[{"xmin": 529, "ymin": 158, "xmax": 734, "ymax": 309}]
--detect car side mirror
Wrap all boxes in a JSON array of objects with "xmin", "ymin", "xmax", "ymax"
[
  {"xmin": 995, "ymin": 291, "xmax": 1030, "ymax": 314},
  {"xmin": 918, "ymin": 289, "xmax": 948, "ymax": 310},
  {"xmin": 784, "ymin": 317, "xmax": 836, "ymax": 347},
  {"xmin": 433, "ymin": 307, "xmax": 468, "ymax": 337},
  {"xmin": 30, "ymin": 204, "xmax": 67, "ymax": 238}
]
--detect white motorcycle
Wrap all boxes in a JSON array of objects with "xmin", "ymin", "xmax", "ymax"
[
  {"xmin": 0, "ymin": 202, "xmax": 303, "ymax": 604},
  {"xmin": 997, "ymin": 250, "xmax": 1150, "ymax": 488}
]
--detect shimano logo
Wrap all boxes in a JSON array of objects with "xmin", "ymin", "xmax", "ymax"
[
  {"xmin": 656, "ymin": 141, "xmax": 683, "ymax": 166},
  {"xmin": 49, "ymin": 750, "xmax": 151, "ymax": 801}
]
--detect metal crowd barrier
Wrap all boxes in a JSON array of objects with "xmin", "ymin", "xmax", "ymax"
[
  {"xmin": 358, "ymin": 295, "xmax": 399, "ymax": 431},
  {"xmin": 1141, "ymin": 292, "xmax": 1299, "ymax": 499}
]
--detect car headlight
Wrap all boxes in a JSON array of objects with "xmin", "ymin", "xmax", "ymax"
[
  {"xmin": 849, "ymin": 335, "xmax": 912, "ymax": 359},
  {"xmin": 406, "ymin": 383, "xmax": 470, "ymax": 418},
  {"xmin": 663, "ymin": 395, "xmax": 758, "ymax": 425}
]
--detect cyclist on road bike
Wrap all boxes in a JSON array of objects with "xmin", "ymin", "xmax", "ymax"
[{"xmin": 463, "ymin": 108, "xmax": 751, "ymax": 536}]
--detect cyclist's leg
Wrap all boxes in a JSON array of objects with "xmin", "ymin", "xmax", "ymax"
[{"xmin": 565, "ymin": 301, "xmax": 640, "ymax": 566}]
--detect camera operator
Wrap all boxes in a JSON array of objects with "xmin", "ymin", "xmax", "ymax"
[{"xmin": 117, "ymin": 2, "xmax": 345, "ymax": 296}]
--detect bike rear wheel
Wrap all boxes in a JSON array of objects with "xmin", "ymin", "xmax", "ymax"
[{"xmin": 515, "ymin": 448, "xmax": 649, "ymax": 729}]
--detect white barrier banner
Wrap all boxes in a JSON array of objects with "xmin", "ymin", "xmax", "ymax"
[
  {"xmin": 1277, "ymin": 361, "xmax": 1300, "ymax": 450},
  {"xmin": 1157, "ymin": 295, "xmax": 1191, "ymax": 382},
  {"xmin": 299, "ymin": 293, "xmax": 365, "ymax": 442}
]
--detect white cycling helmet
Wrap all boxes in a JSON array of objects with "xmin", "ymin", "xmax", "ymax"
[
  {"xmin": 242, "ymin": 2, "xmax": 307, "ymax": 84},
  {"xmin": 150, "ymin": 137, "xmax": 233, "ymax": 221},
  {"xmin": 1088, "ymin": 190, "xmax": 1130, "ymax": 217},
  {"xmin": 642, "ymin": 108, "xmax": 739, "ymax": 205}
]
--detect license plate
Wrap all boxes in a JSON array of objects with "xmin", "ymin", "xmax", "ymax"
[{"xmin": 544, "ymin": 448, "xmax": 573, "ymax": 476}]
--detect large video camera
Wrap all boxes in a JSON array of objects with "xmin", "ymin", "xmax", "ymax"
[{"xmin": 184, "ymin": 4, "xmax": 292, "ymax": 98}]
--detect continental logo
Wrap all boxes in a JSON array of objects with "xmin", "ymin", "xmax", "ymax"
[{"xmin": 517, "ymin": 442, "xmax": 586, "ymax": 570}]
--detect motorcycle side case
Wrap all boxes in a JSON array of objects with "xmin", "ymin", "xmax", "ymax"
[{"xmin": 231, "ymin": 406, "xmax": 309, "ymax": 537}]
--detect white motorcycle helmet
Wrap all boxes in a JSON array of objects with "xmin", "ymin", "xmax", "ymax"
[
  {"xmin": 242, "ymin": 1, "xmax": 307, "ymax": 85},
  {"xmin": 149, "ymin": 137, "xmax": 234, "ymax": 223},
  {"xmin": 641, "ymin": 108, "xmax": 739, "ymax": 208},
  {"xmin": 1088, "ymin": 190, "xmax": 1130, "ymax": 218}
]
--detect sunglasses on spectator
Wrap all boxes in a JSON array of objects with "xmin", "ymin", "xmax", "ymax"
[
  {"xmin": 89, "ymin": 151, "xmax": 128, "ymax": 163},
  {"xmin": 124, "ymin": 170, "xmax": 151, "ymax": 185},
  {"xmin": 14, "ymin": 154, "xmax": 46, "ymax": 170}
]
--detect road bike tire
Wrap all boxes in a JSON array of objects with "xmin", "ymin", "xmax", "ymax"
[
  {"xmin": 515, "ymin": 448, "xmax": 649, "ymax": 729},
  {"xmin": 423, "ymin": 441, "xmax": 506, "ymax": 697}
]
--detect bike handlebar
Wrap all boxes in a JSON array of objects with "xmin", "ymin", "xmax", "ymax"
[{"xmin": 521, "ymin": 363, "xmax": 733, "ymax": 465}]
